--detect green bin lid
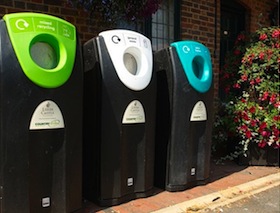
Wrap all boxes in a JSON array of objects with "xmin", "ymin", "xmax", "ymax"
[{"xmin": 3, "ymin": 12, "xmax": 76, "ymax": 88}]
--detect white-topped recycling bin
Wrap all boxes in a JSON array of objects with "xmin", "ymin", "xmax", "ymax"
[{"xmin": 83, "ymin": 29, "xmax": 156, "ymax": 206}]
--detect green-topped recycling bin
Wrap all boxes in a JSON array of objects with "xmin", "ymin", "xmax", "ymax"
[{"xmin": 0, "ymin": 13, "xmax": 83, "ymax": 212}]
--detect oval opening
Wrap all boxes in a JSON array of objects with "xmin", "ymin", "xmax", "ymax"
[
  {"xmin": 30, "ymin": 42, "xmax": 58, "ymax": 69},
  {"xmin": 192, "ymin": 56, "xmax": 205, "ymax": 80},
  {"xmin": 123, "ymin": 53, "xmax": 138, "ymax": 75}
]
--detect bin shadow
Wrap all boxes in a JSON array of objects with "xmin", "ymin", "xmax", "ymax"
[
  {"xmin": 77, "ymin": 158, "xmax": 249, "ymax": 213},
  {"xmin": 208, "ymin": 158, "xmax": 248, "ymax": 183}
]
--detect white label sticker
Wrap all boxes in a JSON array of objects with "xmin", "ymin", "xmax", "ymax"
[
  {"xmin": 122, "ymin": 100, "xmax": 145, "ymax": 124},
  {"xmin": 190, "ymin": 101, "xmax": 207, "ymax": 121},
  {"xmin": 191, "ymin": 168, "xmax": 196, "ymax": 176},
  {"xmin": 127, "ymin": 177, "xmax": 133, "ymax": 186},
  {"xmin": 29, "ymin": 100, "xmax": 65, "ymax": 130},
  {"xmin": 42, "ymin": 197, "xmax": 50, "ymax": 207}
]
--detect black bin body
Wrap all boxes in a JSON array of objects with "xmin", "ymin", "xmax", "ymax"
[
  {"xmin": 0, "ymin": 13, "xmax": 83, "ymax": 212},
  {"xmin": 83, "ymin": 30, "xmax": 156, "ymax": 206},
  {"xmin": 154, "ymin": 41, "xmax": 214, "ymax": 191}
]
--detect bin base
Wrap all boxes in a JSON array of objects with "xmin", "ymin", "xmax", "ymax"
[
  {"xmin": 97, "ymin": 187, "xmax": 156, "ymax": 207},
  {"xmin": 166, "ymin": 178, "xmax": 210, "ymax": 192}
]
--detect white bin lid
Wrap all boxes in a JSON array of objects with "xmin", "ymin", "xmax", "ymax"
[{"xmin": 99, "ymin": 29, "xmax": 153, "ymax": 91}]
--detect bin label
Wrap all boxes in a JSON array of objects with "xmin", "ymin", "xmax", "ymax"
[
  {"xmin": 29, "ymin": 100, "xmax": 65, "ymax": 130},
  {"xmin": 190, "ymin": 101, "xmax": 207, "ymax": 121},
  {"xmin": 191, "ymin": 167, "xmax": 196, "ymax": 175},
  {"xmin": 42, "ymin": 197, "xmax": 51, "ymax": 207},
  {"xmin": 127, "ymin": 177, "xmax": 133, "ymax": 186},
  {"xmin": 122, "ymin": 100, "xmax": 145, "ymax": 124}
]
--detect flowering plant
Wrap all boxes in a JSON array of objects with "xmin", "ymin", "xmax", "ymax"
[
  {"xmin": 219, "ymin": 31, "xmax": 250, "ymax": 99},
  {"xmin": 213, "ymin": 26, "xmax": 280, "ymax": 160},
  {"xmin": 68, "ymin": 0, "xmax": 162, "ymax": 23},
  {"xmin": 212, "ymin": 32, "xmax": 250, "ymax": 157},
  {"xmin": 233, "ymin": 27, "xmax": 280, "ymax": 153}
]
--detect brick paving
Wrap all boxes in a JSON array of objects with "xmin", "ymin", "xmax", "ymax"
[{"xmin": 78, "ymin": 160, "xmax": 280, "ymax": 213}]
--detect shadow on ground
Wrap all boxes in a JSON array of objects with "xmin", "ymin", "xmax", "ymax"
[{"xmin": 77, "ymin": 158, "xmax": 249, "ymax": 213}]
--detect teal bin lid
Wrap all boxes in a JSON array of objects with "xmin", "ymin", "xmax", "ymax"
[
  {"xmin": 171, "ymin": 41, "xmax": 212, "ymax": 93},
  {"xmin": 3, "ymin": 12, "xmax": 76, "ymax": 88}
]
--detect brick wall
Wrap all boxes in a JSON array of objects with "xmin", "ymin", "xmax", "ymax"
[
  {"xmin": 0, "ymin": 0, "xmax": 103, "ymax": 43},
  {"xmin": 180, "ymin": 0, "xmax": 221, "ymax": 106},
  {"xmin": 239, "ymin": 0, "xmax": 278, "ymax": 32},
  {"xmin": 0, "ymin": 0, "xmax": 278, "ymax": 107}
]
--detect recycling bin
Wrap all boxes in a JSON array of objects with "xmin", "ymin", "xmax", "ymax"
[
  {"xmin": 154, "ymin": 41, "xmax": 213, "ymax": 191},
  {"xmin": 83, "ymin": 29, "xmax": 156, "ymax": 206},
  {"xmin": 0, "ymin": 13, "xmax": 83, "ymax": 212}
]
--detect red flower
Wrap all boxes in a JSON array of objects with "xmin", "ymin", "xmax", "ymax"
[
  {"xmin": 272, "ymin": 29, "xmax": 280, "ymax": 38},
  {"xmin": 275, "ymin": 101, "xmax": 280, "ymax": 108},
  {"xmin": 250, "ymin": 119, "xmax": 257, "ymax": 127},
  {"xmin": 237, "ymin": 33, "xmax": 245, "ymax": 41},
  {"xmin": 259, "ymin": 122, "xmax": 267, "ymax": 130},
  {"xmin": 245, "ymin": 130, "xmax": 252, "ymax": 139},
  {"xmin": 255, "ymin": 77, "xmax": 262, "ymax": 84},
  {"xmin": 224, "ymin": 86, "xmax": 230, "ymax": 94},
  {"xmin": 273, "ymin": 143, "xmax": 280, "ymax": 148},
  {"xmin": 242, "ymin": 112, "xmax": 250, "ymax": 121},
  {"xmin": 269, "ymin": 94, "xmax": 277, "ymax": 103},
  {"xmin": 240, "ymin": 124, "xmax": 248, "ymax": 131},
  {"xmin": 233, "ymin": 83, "xmax": 241, "ymax": 89},
  {"xmin": 234, "ymin": 49, "xmax": 241, "ymax": 55},
  {"xmin": 247, "ymin": 54, "xmax": 255, "ymax": 64},
  {"xmin": 259, "ymin": 52, "xmax": 265, "ymax": 60},
  {"xmin": 261, "ymin": 130, "xmax": 269, "ymax": 137},
  {"xmin": 267, "ymin": 49, "xmax": 273, "ymax": 56},
  {"xmin": 250, "ymin": 79, "xmax": 255, "ymax": 85},
  {"xmin": 273, "ymin": 115, "xmax": 280, "ymax": 121},
  {"xmin": 272, "ymin": 126, "xmax": 279, "ymax": 137},
  {"xmin": 259, "ymin": 33, "xmax": 268, "ymax": 41},
  {"xmin": 223, "ymin": 73, "xmax": 230, "ymax": 79},
  {"xmin": 241, "ymin": 74, "xmax": 248, "ymax": 81},
  {"xmin": 260, "ymin": 91, "xmax": 269, "ymax": 101},
  {"xmin": 249, "ymin": 106, "xmax": 256, "ymax": 113},
  {"xmin": 258, "ymin": 140, "xmax": 267, "ymax": 148}
]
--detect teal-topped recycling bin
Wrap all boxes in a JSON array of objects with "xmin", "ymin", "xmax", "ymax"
[
  {"xmin": 154, "ymin": 41, "xmax": 214, "ymax": 191},
  {"xmin": 0, "ymin": 13, "xmax": 83, "ymax": 212}
]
